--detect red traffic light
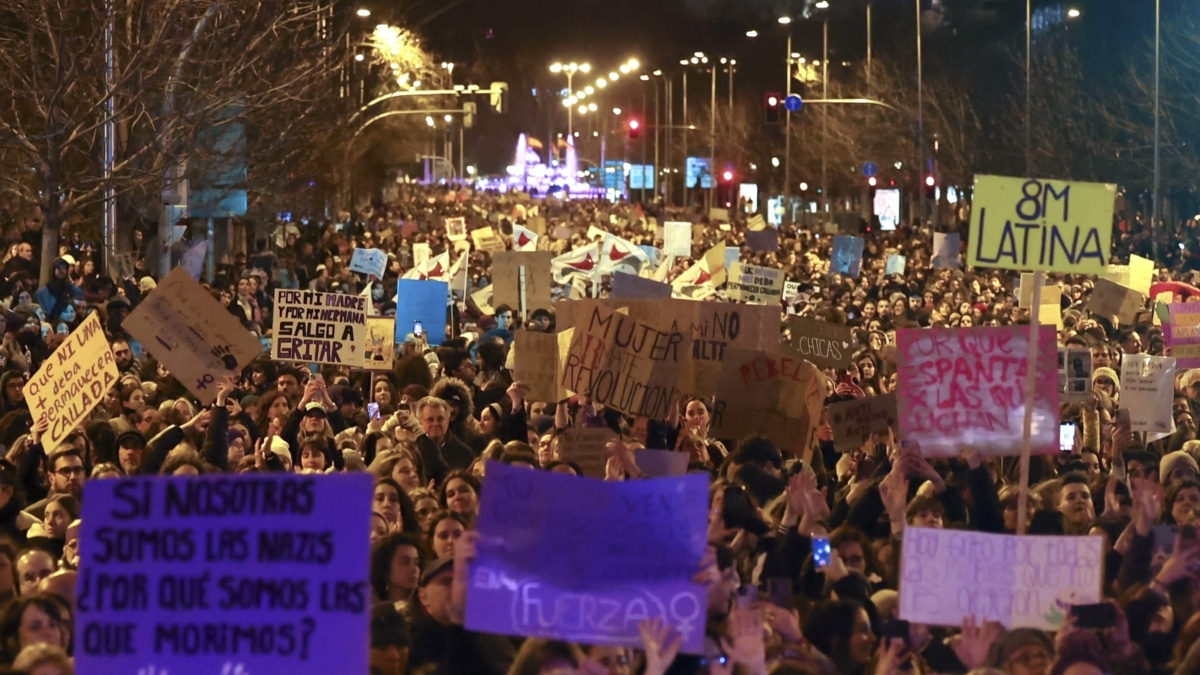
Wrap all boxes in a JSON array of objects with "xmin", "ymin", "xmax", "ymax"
[{"xmin": 925, "ymin": 175, "xmax": 935, "ymax": 187}]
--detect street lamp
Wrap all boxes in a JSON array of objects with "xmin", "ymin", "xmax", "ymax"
[
  {"xmin": 355, "ymin": 7, "xmax": 370, "ymax": 17},
  {"xmin": 778, "ymin": 16, "xmax": 791, "ymax": 24},
  {"xmin": 1067, "ymin": 7, "xmax": 1081, "ymax": 18},
  {"xmin": 550, "ymin": 61, "xmax": 592, "ymax": 137}
]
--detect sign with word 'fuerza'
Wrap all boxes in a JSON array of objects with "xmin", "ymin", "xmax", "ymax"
[
  {"xmin": 272, "ymin": 290, "xmax": 367, "ymax": 367},
  {"xmin": 896, "ymin": 326, "xmax": 1060, "ymax": 458},
  {"xmin": 899, "ymin": 527, "xmax": 1102, "ymax": 630},
  {"xmin": 968, "ymin": 175, "xmax": 1115, "ymax": 274},
  {"xmin": 466, "ymin": 461, "xmax": 709, "ymax": 653},
  {"xmin": 75, "ymin": 474, "xmax": 372, "ymax": 675}
]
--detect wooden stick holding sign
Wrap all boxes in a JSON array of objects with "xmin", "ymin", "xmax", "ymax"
[
  {"xmin": 519, "ymin": 265, "xmax": 527, "ymax": 324},
  {"xmin": 1016, "ymin": 272, "xmax": 1043, "ymax": 535}
]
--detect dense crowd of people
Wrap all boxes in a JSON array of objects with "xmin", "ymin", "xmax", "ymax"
[{"xmin": 0, "ymin": 183, "xmax": 1196, "ymax": 675}]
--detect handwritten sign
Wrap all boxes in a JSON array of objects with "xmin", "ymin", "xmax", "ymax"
[
  {"xmin": 75, "ymin": 474, "xmax": 372, "ymax": 674},
  {"xmin": 828, "ymin": 393, "xmax": 898, "ymax": 453},
  {"xmin": 728, "ymin": 262, "xmax": 784, "ymax": 305},
  {"xmin": 968, "ymin": 175, "xmax": 1115, "ymax": 274},
  {"xmin": 445, "ymin": 217, "xmax": 467, "ymax": 241},
  {"xmin": 125, "ymin": 267, "xmax": 263, "ymax": 406},
  {"xmin": 710, "ymin": 348, "xmax": 825, "ymax": 448},
  {"xmin": 493, "ymin": 251, "xmax": 553, "ymax": 316},
  {"xmin": 467, "ymin": 462, "xmax": 708, "ymax": 653},
  {"xmin": 25, "ymin": 312, "xmax": 117, "ymax": 453},
  {"xmin": 272, "ymin": 290, "xmax": 366, "ymax": 367},
  {"xmin": 1120, "ymin": 354, "xmax": 1176, "ymax": 434},
  {"xmin": 831, "ymin": 236, "xmax": 864, "ymax": 278},
  {"xmin": 783, "ymin": 316, "xmax": 854, "ymax": 370},
  {"xmin": 611, "ymin": 272, "xmax": 672, "ymax": 300},
  {"xmin": 348, "ymin": 248, "xmax": 387, "ymax": 277},
  {"xmin": 663, "ymin": 222, "xmax": 693, "ymax": 257},
  {"xmin": 1102, "ymin": 254, "xmax": 1154, "ymax": 296},
  {"xmin": 412, "ymin": 243, "xmax": 431, "ymax": 269},
  {"xmin": 1087, "ymin": 278, "xmax": 1143, "ymax": 323},
  {"xmin": 1167, "ymin": 303, "xmax": 1200, "ymax": 368},
  {"xmin": 746, "ymin": 214, "xmax": 767, "ymax": 232},
  {"xmin": 1059, "ymin": 346, "xmax": 1093, "ymax": 402},
  {"xmin": 557, "ymin": 427, "xmax": 617, "ymax": 478},
  {"xmin": 395, "ymin": 279, "xmax": 448, "ymax": 346},
  {"xmin": 513, "ymin": 331, "xmax": 561, "ymax": 403},
  {"xmin": 559, "ymin": 305, "xmax": 691, "ymax": 420},
  {"xmin": 885, "ymin": 254, "xmax": 907, "ymax": 276},
  {"xmin": 896, "ymin": 326, "xmax": 1059, "ymax": 458},
  {"xmin": 363, "ymin": 317, "xmax": 395, "ymax": 371},
  {"xmin": 899, "ymin": 527, "xmax": 1102, "ymax": 630},
  {"xmin": 472, "ymin": 226, "xmax": 506, "ymax": 253}
]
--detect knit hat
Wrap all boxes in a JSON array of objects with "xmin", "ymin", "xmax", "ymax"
[
  {"xmin": 1160, "ymin": 450, "xmax": 1199, "ymax": 484},
  {"xmin": 267, "ymin": 437, "xmax": 292, "ymax": 467},
  {"xmin": 1091, "ymin": 367, "xmax": 1120, "ymax": 394},
  {"xmin": 984, "ymin": 628, "xmax": 1052, "ymax": 670}
]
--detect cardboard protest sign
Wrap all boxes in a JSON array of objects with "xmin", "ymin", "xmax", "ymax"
[
  {"xmin": 828, "ymin": 393, "xmax": 898, "ymax": 453},
  {"xmin": 968, "ymin": 175, "xmax": 1115, "ymax": 274},
  {"xmin": 1017, "ymin": 274, "xmax": 1058, "ymax": 309},
  {"xmin": 899, "ymin": 527, "xmax": 1102, "ymax": 630},
  {"xmin": 932, "ymin": 232, "xmax": 960, "ymax": 269},
  {"xmin": 1102, "ymin": 254, "xmax": 1154, "ymax": 296},
  {"xmin": 445, "ymin": 216, "xmax": 467, "ymax": 241},
  {"xmin": 75, "ymin": 473, "xmax": 372, "ymax": 674},
  {"xmin": 831, "ymin": 235, "xmax": 864, "ymax": 277},
  {"xmin": 611, "ymin": 272, "xmax": 672, "ymax": 300},
  {"xmin": 783, "ymin": 316, "xmax": 854, "ymax": 370},
  {"xmin": 746, "ymin": 229, "xmax": 779, "ymax": 253},
  {"xmin": 412, "ymin": 242, "xmax": 431, "ymax": 269},
  {"xmin": 272, "ymin": 290, "xmax": 367, "ymax": 368},
  {"xmin": 551, "ymin": 225, "xmax": 574, "ymax": 240},
  {"xmin": 492, "ymin": 251, "xmax": 553, "ymax": 317},
  {"xmin": 1120, "ymin": 354, "xmax": 1176, "ymax": 434},
  {"xmin": 710, "ymin": 348, "xmax": 825, "ymax": 448},
  {"xmin": 395, "ymin": 279, "xmax": 448, "ymax": 346},
  {"xmin": 634, "ymin": 449, "xmax": 690, "ymax": 477},
  {"xmin": 513, "ymin": 330, "xmax": 561, "ymax": 402},
  {"xmin": 467, "ymin": 462, "xmax": 708, "ymax": 653},
  {"xmin": 25, "ymin": 312, "xmax": 117, "ymax": 453},
  {"xmin": 747, "ymin": 214, "xmax": 767, "ymax": 231},
  {"xmin": 527, "ymin": 215, "xmax": 547, "ymax": 236},
  {"xmin": 557, "ymin": 427, "xmax": 617, "ymax": 478},
  {"xmin": 1036, "ymin": 286, "xmax": 1063, "ymax": 329},
  {"xmin": 471, "ymin": 226, "xmax": 506, "ymax": 253},
  {"xmin": 348, "ymin": 248, "xmax": 387, "ymax": 277},
  {"xmin": 727, "ymin": 262, "xmax": 784, "ymax": 305},
  {"xmin": 896, "ymin": 326, "xmax": 1060, "ymax": 458},
  {"xmin": 125, "ymin": 267, "xmax": 263, "ymax": 405},
  {"xmin": 559, "ymin": 304, "xmax": 691, "ymax": 420},
  {"xmin": 783, "ymin": 282, "xmax": 800, "ymax": 304},
  {"xmin": 1087, "ymin": 278, "xmax": 1143, "ymax": 323},
  {"xmin": 885, "ymin": 254, "xmax": 907, "ymax": 276},
  {"xmin": 1059, "ymin": 346, "xmax": 1093, "ymax": 402},
  {"xmin": 363, "ymin": 317, "xmax": 396, "ymax": 371},
  {"xmin": 663, "ymin": 221, "xmax": 693, "ymax": 257},
  {"xmin": 724, "ymin": 247, "xmax": 740, "ymax": 276}
]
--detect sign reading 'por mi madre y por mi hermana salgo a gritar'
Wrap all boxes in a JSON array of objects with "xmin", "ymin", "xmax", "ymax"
[{"xmin": 968, "ymin": 175, "xmax": 1115, "ymax": 275}]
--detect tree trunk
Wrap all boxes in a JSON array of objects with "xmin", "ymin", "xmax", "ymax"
[{"xmin": 39, "ymin": 203, "xmax": 62, "ymax": 287}]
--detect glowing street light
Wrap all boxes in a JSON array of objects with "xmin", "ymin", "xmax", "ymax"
[
  {"xmin": 746, "ymin": 30, "xmax": 759, "ymax": 37},
  {"xmin": 613, "ymin": 107, "xmax": 622, "ymax": 115},
  {"xmin": 1067, "ymin": 7, "xmax": 1081, "ymax": 18},
  {"xmin": 425, "ymin": 116, "xmax": 434, "ymax": 127},
  {"xmin": 587, "ymin": 103, "xmax": 597, "ymax": 112},
  {"xmin": 355, "ymin": 7, "xmax": 370, "ymax": 17},
  {"xmin": 444, "ymin": 114, "xmax": 452, "ymax": 122},
  {"xmin": 608, "ymin": 72, "xmax": 619, "ymax": 80},
  {"xmin": 584, "ymin": 85, "xmax": 595, "ymax": 94},
  {"xmin": 550, "ymin": 61, "xmax": 593, "ymax": 136},
  {"xmin": 354, "ymin": 53, "xmax": 364, "ymax": 62},
  {"xmin": 778, "ymin": 16, "xmax": 792, "ymax": 24},
  {"xmin": 815, "ymin": 0, "xmax": 829, "ymax": 8},
  {"xmin": 596, "ymin": 78, "xmax": 607, "ymax": 88}
]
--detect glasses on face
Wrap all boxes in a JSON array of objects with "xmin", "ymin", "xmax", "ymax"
[{"xmin": 55, "ymin": 466, "xmax": 85, "ymax": 478}]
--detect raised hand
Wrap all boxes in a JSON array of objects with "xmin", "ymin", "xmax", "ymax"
[
  {"xmin": 638, "ymin": 617, "xmax": 683, "ymax": 675},
  {"xmin": 951, "ymin": 615, "xmax": 1002, "ymax": 670},
  {"xmin": 722, "ymin": 607, "xmax": 767, "ymax": 675}
]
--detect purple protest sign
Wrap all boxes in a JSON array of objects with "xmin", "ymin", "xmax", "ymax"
[
  {"xmin": 75, "ymin": 474, "xmax": 373, "ymax": 675},
  {"xmin": 466, "ymin": 461, "xmax": 709, "ymax": 653},
  {"xmin": 896, "ymin": 325, "xmax": 1059, "ymax": 458},
  {"xmin": 1167, "ymin": 303, "xmax": 1200, "ymax": 368}
]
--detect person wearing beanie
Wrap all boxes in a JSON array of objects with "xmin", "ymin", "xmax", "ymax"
[
  {"xmin": 1091, "ymin": 367, "xmax": 1120, "ymax": 402},
  {"xmin": 1160, "ymin": 450, "xmax": 1199, "ymax": 486},
  {"xmin": 984, "ymin": 627, "xmax": 1052, "ymax": 673}
]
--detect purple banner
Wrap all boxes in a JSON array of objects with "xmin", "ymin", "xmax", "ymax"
[
  {"xmin": 76, "ymin": 474, "xmax": 372, "ymax": 675},
  {"xmin": 466, "ymin": 461, "xmax": 709, "ymax": 653}
]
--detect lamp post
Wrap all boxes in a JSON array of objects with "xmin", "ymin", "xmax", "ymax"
[
  {"xmin": 550, "ymin": 61, "xmax": 591, "ymax": 138},
  {"xmin": 777, "ymin": 16, "xmax": 793, "ymax": 224},
  {"xmin": 1152, "ymin": 0, "xmax": 1160, "ymax": 263}
]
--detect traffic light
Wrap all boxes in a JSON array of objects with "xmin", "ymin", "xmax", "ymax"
[
  {"xmin": 867, "ymin": 176, "xmax": 877, "ymax": 188},
  {"xmin": 721, "ymin": 169, "xmax": 735, "ymax": 183},
  {"xmin": 489, "ymin": 81, "xmax": 508, "ymax": 113},
  {"xmin": 765, "ymin": 93, "xmax": 781, "ymax": 124},
  {"xmin": 462, "ymin": 102, "xmax": 477, "ymax": 129},
  {"xmin": 924, "ymin": 174, "xmax": 936, "ymax": 200},
  {"xmin": 627, "ymin": 118, "xmax": 641, "ymax": 139}
]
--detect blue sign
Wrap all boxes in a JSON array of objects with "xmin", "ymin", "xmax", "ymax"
[
  {"xmin": 603, "ymin": 161, "xmax": 625, "ymax": 192},
  {"xmin": 784, "ymin": 94, "xmax": 803, "ymax": 112},
  {"xmin": 396, "ymin": 279, "xmax": 449, "ymax": 346},
  {"xmin": 686, "ymin": 157, "xmax": 713, "ymax": 189},
  {"xmin": 76, "ymin": 474, "xmax": 373, "ymax": 675},
  {"xmin": 465, "ymin": 461, "xmax": 709, "ymax": 654},
  {"xmin": 863, "ymin": 162, "xmax": 878, "ymax": 177},
  {"xmin": 629, "ymin": 164, "xmax": 656, "ymax": 190},
  {"xmin": 832, "ymin": 235, "xmax": 865, "ymax": 278}
]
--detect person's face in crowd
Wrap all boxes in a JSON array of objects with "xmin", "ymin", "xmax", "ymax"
[
  {"xmin": 277, "ymin": 374, "xmax": 299, "ymax": 398},
  {"xmin": 1092, "ymin": 375, "xmax": 1116, "ymax": 398},
  {"xmin": 117, "ymin": 442, "xmax": 141, "ymax": 474},
  {"xmin": 536, "ymin": 435, "xmax": 555, "ymax": 465},
  {"xmin": 17, "ymin": 244, "xmax": 32, "ymax": 261},
  {"xmin": 432, "ymin": 517, "xmax": 465, "ymax": 558},
  {"xmin": 1004, "ymin": 642, "xmax": 1051, "ymax": 675},
  {"xmin": 17, "ymin": 603, "xmax": 61, "ymax": 654},
  {"xmin": 5, "ymin": 376, "xmax": 24, "ymax": 404},
  {"xmin": 52, "ymin": 261, "xmax": 68, "ymax": 279},
  {"xmin": 1080, "ymin": 452, "xmax": 1101, "ymax": 477},
  {"xmin": 43, "ymin": 501, "xmax": 71, "ymax": 541},
  {"xmin": 452, "ymin": 358, "xmax": 476, "ymax": 381},
  {"xmin": 910, "ymin": 507, "xmax": 943, "ymax": 529},
  {"xmin": 17, "ymin": 551, "xmax": 55, "ymax": 596},
  {"xmin": 136, "ymin": 408, "xmax": 156, "ymax": 436},
  {"xmin": 876, "ymin": 300, "xmax": 889, "ymax": 317},
  {"xmin": 528, "ymin": 401, "xmax": 547, "ymax": 417},
  {"xmin": 391, "ymin": 458, "xmax": 420, "ymax": 492},
  {"xmin": 586, "ymin": 646, "xmax": 631, "ymax": 675},
  {"xmin": 16, "ymin": 292, "xmax": 31, "ymax": 306},
  {"xmin": 370, "ymin": 640, "xmax": 409, "ymax": 675},
  {"xmin": 374, "ymin": 380, "xmax": 393, "ymax": 406},
  {"xmin": 444, "ymin": 477, "xmax": 478, "ymax": 516},
  {"xmin": 1172, "ymin": 485, "xmax": 1200, "ymax": 525},
  {"xmin": 49, "ymin": 455, "xmax": 84, "ymax": 498},
  {"xmin": 478, "ymin": 406, "xmax": 497, "ymax": 436},
  {"xmin": 861, "ymin": 303, "xmax": 876, "ymax": 321},
  {"xmin": 300, "ymin": 446, "xmax": 326, "ymax": 472},
  {"xmin": 112, "ymin": 341, "xmax": 133, "ymax": 369},
  {"xmin": 373, "ymin": 483, "xmax": 401, "ymax": 525},
  {"xmin": 268, "ymin": 395, "xmax": 291, "ymax": 421},
  {"xmin": 389, "ymin": 544, "xmax": 421, "ymax": 595},
  {"xmin": 1058, "ymin": 481, "xmax": 1093, "ymax": 526},
  {"xmin": 909, "ymin": 296, "xmax": 922, "ymax": 310},
  {"xmin": 923, "ymin": 290, "xmax": 935, "ymax": 306},
  {"xmin": 496, "ymin": 310, "xmax": 513, "ymax": 330},
  {"xmin": 228, "ymin": 435, "xmax": 245, "ymax": 467},
  {"xmin": 857, "ymin": 359, "xmax": 876, "ymax": 381},
  {"xmin": 415, "ymin": 497, "xmax": 440, "ymax": 533},
  {"xmin": 837, "ymin": 541, "xmax": 867, "ymax": 576},
  {"xmin": 420, "ymin": 405, "xmax": 448, "ymax": 441},
  {"xmin": 892, "ymin": 298, "xmax": 906, "ymax": 316},
  {"xmin": 1091, "ymin": 346, "xmax": 1111, "ymax": 369},
  {"xmin": 339, "ymin": 399, "xmax": 360, "ymax": 420},
  {"xmin": 685, "ymin": 400, "xmax": 710, "ymax": 434},
  {"xmin": 301, "ymin": 411, "xmax": 325, "ymax": 434},
  {"xmin": 868, "ymin": 333, "xmax": 885, "ymax": 351},
  {"xmin": 1127, "ymin": 459, "xmax": 1157, "ymax": 483},
  {"xmin": 960, "ymin": 315, "xmax": 975, "ymax": 327},
  {"xmin": 370, "ymin": 513, "xmax": 389, "ymax": 545},
  {"xmin": 418, "ymin": 570, "xmax": 454, "ymax": 624},
  {"xmin": 1168, "ymin": 463, "xmax": 1197, "ymax": 486},
  {"xmin": 155, "ymin": 362, "xmax": 170, "ymax": 380},
  {"xmin": 251, "ymin": 368, "xmax": 267, "ymax": 386},
  {"xmin": 123, "ymin": 388, "xmax": 145, "ymax": 413}
]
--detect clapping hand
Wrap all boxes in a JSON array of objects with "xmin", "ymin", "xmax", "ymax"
[{"xmin": 637, "ymin": 618, "xmax": 682, "ymax": 675}]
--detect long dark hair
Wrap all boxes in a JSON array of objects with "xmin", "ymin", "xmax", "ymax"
[
  {"xmin": 806, "ymin": 599, "xmax": 870, "ymax": 673},
  {"xmin": 369, "ymin": 532, "xmax": 428, "ymax": 602}
]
